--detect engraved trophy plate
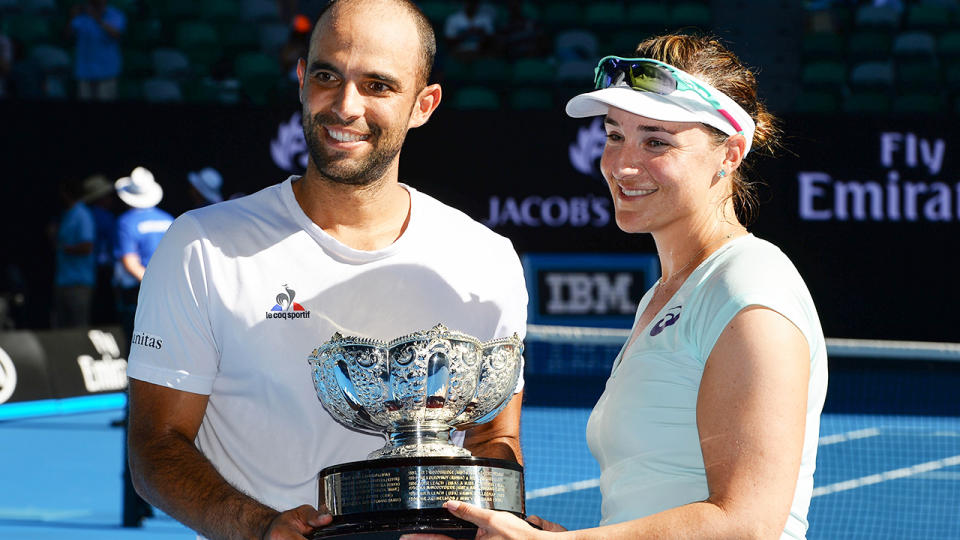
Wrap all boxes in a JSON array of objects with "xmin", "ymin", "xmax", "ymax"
[{"xmin": 308, "ymin": 324, "xmax": 525, "ymax": 538}]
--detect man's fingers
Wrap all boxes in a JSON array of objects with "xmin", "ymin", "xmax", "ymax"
[
  {"xmin": 304, "ymin": 511, "xmax": 332, "ymax": 528},
  {"xmin": 265, "ymin": 505, "xmax": 330, "ymax": 537},
  {"xmin": 290, "ymin": 504, "xmax": 324, "ymax": 529}
]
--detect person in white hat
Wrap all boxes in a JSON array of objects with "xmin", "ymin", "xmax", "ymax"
[
  {"xmin": 113, "ymin": 165, "xmax": 175, "ymax": 526},
  {"xmin": 113, "ymin": 166, "xmax": 173, "ymax": 358},
  {"xmin": 186, "ymin": 167, "xmax": 223, "ymax": 208},
  {"xmin": 412, "ymin": 34, "xmax": 827, "ymax": 540}
]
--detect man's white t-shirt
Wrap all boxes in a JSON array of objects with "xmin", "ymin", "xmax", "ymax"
[
  {"xmin": 127, "ymin": 177, "xmax": 528, "ymax": 513},
  {"xmin": 586, "ymin": 234, "xmax": 827, "ymax": 540}
]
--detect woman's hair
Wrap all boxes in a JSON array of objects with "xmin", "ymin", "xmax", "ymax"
[{"xmin": 634, "ymin": 34, "xmax": 781, "ymax": 226}]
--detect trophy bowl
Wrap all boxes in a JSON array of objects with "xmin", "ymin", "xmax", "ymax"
[{"xmin": 307, "ymin": 324, "xmax": 525, "ymax": 539}]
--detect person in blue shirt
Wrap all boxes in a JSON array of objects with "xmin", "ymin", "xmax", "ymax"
[
  {"xmin": 53, "ymin": 177, "xmax": 96, "ymax": 328},
  {"xmin": 113, "ymin": 165, "xmax": 173, "ymax": 527},
  {"xmin": 67, "ymin": 0, "xmax": 126, "ymax": 101},
  {"xmin": 114, "ymin": 166, "xmax": 173, "ymax": 327},
  {"xmin": 81, "ymin": 173, "xmax": 119, "ymax": 325}
]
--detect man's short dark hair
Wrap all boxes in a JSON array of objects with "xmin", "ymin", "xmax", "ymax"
[{"xmin": 314, "ymin": 0, "xmax": 436, "ymax": 87}]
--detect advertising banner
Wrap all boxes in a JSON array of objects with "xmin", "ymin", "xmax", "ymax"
[
  {"xmin": 39, "ymin": 327, "xmax": 129, "ymax": 398},
  {"xmin": 0, "ymin": 331, "xmax": 52, "ymax": 404},
  {"xmin": 523, "ymin": 253, "xmax": 659, "ymax": 328},
  {"xmin": 1, "ymin": 103, "xmax": 956, "ymax": 341},
  {"xmin": 0, "ymin": 327, "xmax": 128, "ymax": 406}
]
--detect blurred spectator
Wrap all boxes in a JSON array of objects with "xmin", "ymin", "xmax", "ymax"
[
  {"xmin": 53, "ymin": 177, "xmax": 96, "ymax": 328},
  {"xmin": 81, "ymin": 174, "xmax": 118, "ymax": 325},
  {"xmin": 113, "ymin": 167, "xmax": 173, "ymax": 333},
  {"xmin": 280, "ymin": 14, "xmax": 312, "ymax": 84},
  {"xmin": 186, "ymin": 167, "xmax": 224, "ymax": 209},
  {"xmin": 113, "ymin": 166, "xmax": 172, "ymax": 527},
  {"xmin": 871, "ymin": 0, "xmax": 904, "ymax": 12},
  {"xmin": 445, "ymin": 0, "xmax": 497, "ymax": 61},
  {"xmin": 67, "ymin": 0, "xmax": 126, "ymax": 101},
  {"xmin": 0, "ymin": 28, "xmax": 11, "ymax": 99},
  {"xmin": 497, "ymin": 0, "xmax": 546, "ymax": 58},
  {"xmin": 6, "ymin": 37, "xmax": 44, "ymax": 99}
]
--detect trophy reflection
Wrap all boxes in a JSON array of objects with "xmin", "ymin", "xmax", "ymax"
[{"xmin": 308, "ymin": 324, "xmax": 525, "ymax": 539}]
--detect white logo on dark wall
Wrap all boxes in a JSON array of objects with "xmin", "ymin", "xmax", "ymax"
[
  {"xmin": 0, "ymin": 346, "xmax": 17, "ymax": 404},
  {"xmin": 798, "ymin": 132, "xmax": 955, "ymax": 222},
  {"xmin": 569, "ymin": 117, "xmax": 607, "ymax": 176},
  {"xmin": 545, "ymin": 272, "xmax": 636, "ymax": 315},
  {"xmin": 271, "ymin": 112, "xmax": 309, "ymax": 172},
  {"xmin": 78, "ymin": 329, "xmax": 128, "ymax": 393},
  {"xmin": 483, "ymin": 118, "xmax": 615, "ymax": 230},
  {"xmin": 483, "ymin": 194, "xmax": 610, "ymax": 228}
]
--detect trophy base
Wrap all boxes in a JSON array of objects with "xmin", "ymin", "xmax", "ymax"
[
  {"xmin": 309, "ymin": 508, "xmax": 482, "ymax": 538},
  {"xmin": 314, "ymin": 456, "xmax": 525, "ymax": 539}
]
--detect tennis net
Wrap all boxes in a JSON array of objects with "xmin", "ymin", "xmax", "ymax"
[{"xmin": 520, "ymin": 324, "xmax": 960, "ymax": 539}]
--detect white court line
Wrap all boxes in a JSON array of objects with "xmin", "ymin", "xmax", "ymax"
[
  {"xmin": 525, "ymin": 429, "xmax": 956, "ymax": 501},
  {"xmin": 0, "ymin": 507, "xmax": 92, "ymax": 520},
  {"xmin": 812, "ymin": 454, "xmax": 960, "ymax": 497},
  {"xmin": 527, "ymin": 478, "xmax": 600, "ymax": 500},
  {"xmin": 818, "ymin": 427, "xmax": 881, "ymax": 445}
]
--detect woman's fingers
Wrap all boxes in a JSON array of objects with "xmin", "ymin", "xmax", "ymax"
[{"xmin": 442, "ymin": 500, "xmax": 492, "ymax": 526}]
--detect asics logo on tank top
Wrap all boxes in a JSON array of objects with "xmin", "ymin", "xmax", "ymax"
[
  {"xmin": 265, "ymin": 283, "xmax": 311, "ymax": 320},
  {"xmin": 650, "ymin": 305, "xmax": 682, "ymax": 337}
]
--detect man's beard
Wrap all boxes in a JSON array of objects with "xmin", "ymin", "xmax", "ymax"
[{"xmin": 302, "ymin": 111, "xmax": 405, "ymax": 186}]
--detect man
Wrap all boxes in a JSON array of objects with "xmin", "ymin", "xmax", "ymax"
[
  {"xmin": 113, "ymin": 166, "xmax": 174, "ymax": 340},
  {"xmin": 52, "ymin": 177, "xmax": 96, "ymax": 328},
  {"xmin": 112, "ymin": 165, "xmax": 174, "ymax": 526},
  {"xmin": 126, "ymin": 2, "xmax": 528, "ymax": 539},
  {"xmin": 67, "ymin": 0, "xmax": 126, "ymax": 101},
  {"xmin": 80, "ymin": 174, "xmax": 118, "ymax": 325}
]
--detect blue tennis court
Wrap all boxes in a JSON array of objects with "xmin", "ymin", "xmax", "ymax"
[
  {"xmin": 522, "ymin": 408, "xmax": 960, "ymax": 539},
  {"xmin": 2, "ymin": 401, "xmax": 958, "ymax": 539}
]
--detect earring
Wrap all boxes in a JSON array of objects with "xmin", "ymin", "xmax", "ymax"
[{"xmin": 717, "ymin": 170, "xmax": 726, "ymax": 177}]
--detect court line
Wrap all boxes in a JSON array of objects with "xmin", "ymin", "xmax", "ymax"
[
  {"xmin": 527, "ymin": 478, "xmax": 600, "ymax": 500},
  {"xmin": 812, "ymin": 454, "xmax": 960, "ymax": 497},
  {"xmin": 526, "ymin": 428, "xmax": 885, "ymax": 500},
  {"xmin": 0, "ymin": 393, "xmax": 126, "ymax": 421},
  {"xmin": 0, "ymin": 508, "xmax": 92, "ymax": 520},
  {"xmin": 818, "ymin": 427, "xmax": 881, "ymax": 445}
]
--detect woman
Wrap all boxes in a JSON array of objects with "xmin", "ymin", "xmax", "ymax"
[{"xmin": 403, "ymin": 34, "xmax": 828, "ymax": 540}]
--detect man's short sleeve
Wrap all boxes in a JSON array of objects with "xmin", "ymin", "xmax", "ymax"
[
  {"xmin": 491, "ymin": 236, "xmax": 528, "ymax": 394},
  {"xmin": 75, "ymin": 205, "xmax": 96, "ymax": 244},
  {"xmin": 125, "ymin": 214, "xmax": 219, "ymax": 394},
  {"xmin": 115, "ymin": 214, "xmax": 138, "ymax": 258}
]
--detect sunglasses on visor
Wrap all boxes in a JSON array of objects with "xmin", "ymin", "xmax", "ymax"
[{"xmin": 593, "ymin": 56, "xmax": 744, "ymax": 134}]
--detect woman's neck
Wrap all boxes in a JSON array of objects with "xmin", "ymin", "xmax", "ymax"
[{"xmin": 653, "ymin": 210, "xmax": 746, "ymax": 284}]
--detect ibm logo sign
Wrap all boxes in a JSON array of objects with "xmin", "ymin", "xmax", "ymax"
[
  {"xmin": 543, "ymin": 272, "xmax": 636, "ymax": 315},
  {"xmin": 523, "ymin": 254, "xmax": 659, "ymax": 327}
]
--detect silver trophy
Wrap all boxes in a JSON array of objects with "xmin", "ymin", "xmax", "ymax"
[{"xmin": 307, "ymin": 324, "xmax": 526, "ymax": 539}]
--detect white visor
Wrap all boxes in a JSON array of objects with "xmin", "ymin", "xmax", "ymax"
[{"xmin": 565, "ymin": 74, "xmax": 756, "ymax": 156}]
